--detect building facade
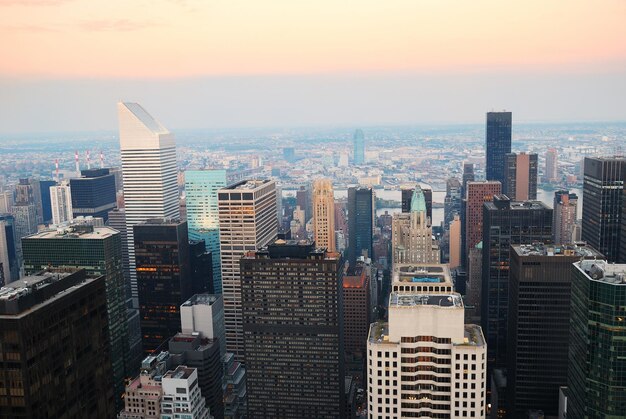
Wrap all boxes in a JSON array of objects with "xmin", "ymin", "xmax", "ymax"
[
  {"xmin": 504, "ymin": 152, "xmax": 538, "ymax": 201},
  {"xmin": 49, "ymin": 180, "xmax": 73, "ymax": 225},
  {"xmin": 464, "ymin": 181, "xmax": 501, "ymax": 263},
  {"xmin": 70, "ymin": 168, "xmax": 117, "ymax": 221},
  {"xmin": 0, "ymin": 215, "xmax": 18, "ymax": 285},
  {"xmin": 348, "ymin": 186, "xmax": 374, "ymax": 266},
  {"xmin": 312, "ymin": 178, "xmax": 336, "ymax": 252},
  {"xmin": 485, "ymin": 111, "xmax": 512, "ymax": 185},
  {"xmin": 553, "ymin": 190, "xmax": 578, "ymax": 245},
  {"xmin": 354, "ymin": 129, "xmax": 365, "ymax": 165}
]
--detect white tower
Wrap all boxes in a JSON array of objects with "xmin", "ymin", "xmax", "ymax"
[{"xmin": 50, "ymin": 181, "xmax": 73, "ymax": 225}]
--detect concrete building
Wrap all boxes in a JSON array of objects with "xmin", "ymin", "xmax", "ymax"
[
  {"xmin": 343, "ymin": 262, "xmax": 370, "ymax": 386},
  {"xmin": 392, "ymin": 186, "xmax": 440, "ymax": 264},
  {"xmin": 0, "ymin": 269, "xmax": 114, "ymax": 418},
  {"xmin": 507, "ymin": 243, "xmax": 602, "ymax": 418},
  {"xmin": 218, "ymin": 179, "xmax": 278, "ymax": 360},
  {"xmin": 553, "ymin": 190, "xmax": 578, "ymax": 245},
  {"xmin": 118, "ymin": 353, "xmax": 169, "ymax": 419},
  {"xmin": 0, "ymin": 214, "xmax": 18, "ymax": 285},
  {"xmin": 545, "ymin": 148, "xmax": 558, "ymax": 182},
  {"xmin": 444, "ymin": 177, "xmax": 462, "ymax": 228},
  {"xmin": 448, "ymin": 214, "xmax": 461, "ymax": 269},
  {"xmin": 240, "ymin": 240, "xmax": 345, "ymax": 418},
  {"xmin": 567, "ymin": 260, "xmax": 626, "ymax": 417},
  {"xmin": 368, "ymin": 263, "xmax": 486, "ymax": 418},
  {"xmin": 464, "ymin": 181, "xmax": 501, "ymax": 263},
  {"xmin": 49, "ymin": 180, "xmax": 73, "ymax": 225},
  {"xmin": 312, "ymin": 178, "xmax": 336, "ymax": 252},
  {"xmin": 504, "ymin": 152, "xmax": 538, "ymax": 200},
  {"xmin": 118, "ymin": 102, "xmax": 179, "ymax": 307},
  {"xmin": 161, "ymin": 366, "xmax": 212, "ymax": 419}
]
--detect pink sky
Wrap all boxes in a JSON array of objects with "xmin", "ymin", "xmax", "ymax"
[{"xmin": 1, "ymin": 0, "xmax": 625, "ymax": 78}]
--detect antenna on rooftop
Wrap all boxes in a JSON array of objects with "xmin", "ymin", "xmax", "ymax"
[{"xmin": 75, "ymin": 151, "xmax": 80, "ymax": 174}]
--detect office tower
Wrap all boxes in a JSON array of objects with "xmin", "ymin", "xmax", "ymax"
[
  {"xmin": 70, "ymin": 168, "xmax": 117, "ymax": 221},
  {"xmin": 185, "ymin": 170, "xmax": 227, "ymax": 295},
  {"xmin": 568, "ymin": 260, "xmax": 626, "ymax": 417},
  {"xmin": 218, "ymin": 179, "xmax": 278, "ymax": 360},
  {"xmin": 545, "ymin": 148, "xmax": 558, "ymax": 182},
  {"xmin": 581, "ymin": 156, "xmax": 626, "ymax": 262},
  {"xmin": 464, "ymin": 181, "xmax": 501, "ymax": 262},
  {"xmin": 508, "ymin": 243, "xmax": 601, "ymax": 418},
  {"xmin": 0, "ymin": 269, "xmax": 114, "ymax": 418},
  {"xmin": 347, "ymin": 186, "xmax": 374, "ymax": 266},
  {"xmin": 444, "ymin": 177, "xmax": 462, "ymax": 227},
  {"xmin": 296, "ymin": 185, "xmax": 311, "ymax": 223},
  {"xmin": 401, "ymin": 185, "xmax": 433, "ymax": 219},
  {"xmin": 481, "ymin": 196, "xmax": 552, "ymax": 371},
  {"xmin": 313, "ymin": 178, "xmax": 336, "ymax": 252},
  {"xmin": 449, "ymin": 214, "xmax": 461, "ymax": 269},
  {"xmin": 401, "ymin": 185, "xmax": 413, "ymax": 213},
  {"xmin": 15, "ymin": 178, "xmax": 43, "ymax": 225},
  {"xmin": 0, "ymin": 215, "xmax": 18, "ymax": 285},
  {"xmin": 38, "ymin": 179, "xmax": 55, "ymax": 223},
  {"xmin": 466, "ymin": 242, "xmax": 483, "ymax": 322},
  {"xmin": 353, "ymin": 128, "xmax": 365, "ymax": 165},
  {"xmin": 368, "ymin": 263, "xmax": 486, "ymax": 418},
  {"xmin": 10, "ymin": 202, "xmax": 38, "ymax": 258},
  {"xmin": 134, "ymin": 218, "xmax": 191, "ymax": 353},
  {"xmin": 462, "ymin": 162, "xmax": 475, "ymax": 192},
  {"xmin": 108, "ymin": 208, "xmax": 131, "ymax": 300},
  {"xmin": 240, "ymin": 240, "xmax": 344, "ymax": 418},
  {"xmin": 553, "ymin": 190, "xmax": 578, "ymax": 244},
  {"xmin": 504, "ymin": 152, "xmax": 538, "ymax": 200},
  {"xmin": 118, "ymin": 353, "xmax": 168, "ymax": 419},
  {"xmin": 392, "ymin": 186, "xmax": 440, "ymax": 264},
  {"xmin": 161, "ymin": 366, "xmax": 211, "ymax": 419},
  {"xmin": 49, "ymin": 180, "xmax": 73, "ymax": 225},
  {"xmin": 485, "ymin": 111, "xmax": 512, "ymax": 185},
  {"xmin": 283, "ymin": 147, "xmax": 295, "ymax": 162},
  {"xmin": 22, "ymin": 224, "xmax": 132, "ymax": 405},
  {"xmin": 119, "ymin": 102, "xmax": 179, "ymax": 306},
  {"xmin": 0, "ymin": 190, "xmax": 14, "ymax": 214},
  {"xmin": 189, "ymin": 240, "xmax": 213, "ymax": 294},
  {"xmin": 422, "ymin": 186, "xmax": 433, "ymax": 221},
  {"xmin": 343, "ymin": 262, "xmax": 370, "ymax": 384}
]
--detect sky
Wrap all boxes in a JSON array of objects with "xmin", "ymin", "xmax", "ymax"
[{"xmin": 1, "ymin": 0, "xmax": 625, "ymax": 133}]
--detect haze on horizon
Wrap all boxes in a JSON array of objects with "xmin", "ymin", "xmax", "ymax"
[{"xmin": 1, "ymin": 0, "xmax": 625, "ymax": 134}]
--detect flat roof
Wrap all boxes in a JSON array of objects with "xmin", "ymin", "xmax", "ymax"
[
  {"xmin": 576, "ymin": 260, "xmax": 626, "ymax": 285},
  {"xmin": 182, "ymin": 294, "xmax": 220, "ymax": 307},
  {"xmin": 389, "ymin": 292, "xmax": 463, "ymax": 308},
  {"xmin": 222, "ymin": 179, "xmax": 272, "ymax": 191},
  {"xmin": 513, "ymin": 243, "xmax": 602, "ymax": 258},
  {"xmin": 24, "ymin": 225, "xmax": 117, "ymax": 240},
  {"xmin": 163, "ymin": 366, "xmax": 195, "ymax": 380}
]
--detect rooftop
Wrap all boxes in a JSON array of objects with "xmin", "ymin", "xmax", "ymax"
[
  {"xmin": 455, "ymin": 325, "xmax": 486, "ymax": 347},
  {"xmin": 485, "ymin": 197, "xmax": 550, "ymax": 211},
  {"xmin": 120, "ymin": 102, "xmax": 169, "ymax": 135},
  {"xmin": 577, "ymin": 260, "xmax": 626, "ymax": 285},
  {"xmin": 222, "ymin": 179, "xmax": 272, "ymax": 191},
  {"xmin": 163, "ymin": 366, "xmax": 195, "ymax": 381},
  {"xmin": 389, "ymin": 292, "xmax": 463, "ymax": 308},
  {"xmin": 513, "ymin": 242, "xmax": 602, "ymax": 258},
  {"xmin": 182, "ymin": 294, "xmax": 220, "ymax": 307},
  {"xmin": 393, "ymin": 263, "xmax": 452, "ymax": 284},
  {"xmin": 24, "ymin": 225, "xmax": 117, "ymax": 240}
]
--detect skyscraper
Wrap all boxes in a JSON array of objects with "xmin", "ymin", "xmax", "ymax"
[
  {"xmin": 508, "ymin": 243, "xmax": 601, "ymax": 417},
  {"xmin": 0, "ymin": 190, "xmax": 14, "ymax": 214},
  {"xmin": 342, "ymin": 263, "xmax": 370, "ymax": 383},
  {"xmin": 444, "ymin": 177, "xmax": 462, "ymax": 227},
  {"xmin": 462, "ymin": 162, "xmax": 475, "ymax": 192},
  {"xmin": 553, "ymin": 190, "xmax": 578, "ymax": 244},
  {"xmin": 161, "ymin": 367, "xmax": 212, "ymax": 419},
  {"xmin": 185, "ymin": 170, "xmax": 227, "ymax": 294},
  {"xmin": 347, "ymin": 186, "xmax": 374, "ymax": 266},
  {"xmin": 69, "ymin": 168, "xmax": 117, "ymax": 221},
  {"xmin": 368, "ymin": 263, "xmax": 486, "ymax": 418},
  {"xmin": 38, "ymin": 179, "xmax": 56, "ymax": 223},
  {"xmin": 481, "ymin": 196, "xmax": 552, "ymax": 370},
  {"xmin": 401, "ymin": 185, "xmax": 433, "ymax": 219},
  {"xmin": 49, "ymin": 180, "xmax": 73, "ymax": 225},
  {"xmin": 133, "ymin": 218, "xmax": 191, "ymax": 353},
  {"xmin": 545, "ymin": 148, "xmax": 558, "ymax": 182},
  {"xmin": 108, "ymin": 208, "xmax": 131, "ymax": 301},
  {"xmin": 568, "ymin": 259, "xmax": 626, "ymax": 417},
  {"xmin": 464, "ymin": 180, "xmax": 501, "ymax": 263},
  {"xmin": 118, "ymin": 102, "xmax": 179, "ymax": 306},
  {"xmin": 240, "ymin": 240, "xmax": 345, "ymax": 418},
  {"xmin": 0, "ymin": 269, "xmax": 114, "ymax": 418},
  {"xmin": 353, "ymin": 129, "xmax": 365, "ymax": 165},
  {"xmin": 22, "ymin": 224, "xmax": 132, "ymax": 405},
  {"xmin": 391, "ymin": 186, "xmax": 440, "ymax": 264},
  {"xmin": 485, "ymin": 111, "xmax": 512, "ymax": 185},
  {"xmin": 312, "ymin": 178, "xmax": 336, "ymax": 252},
  {"xmin": 504, "ymin": 152, "xmax": 538, "ymax": 200},
  {"xmin": 218, "ymin": 179, "xmax": 278, "ymax": 360},
  {"xmin": 581, "ymin": 156, "xmax": 626, "ymax": 262},
  {"xmin": 0, "ymin": 214, "xmax": 18, "ymax": 285},
  {"xmin": 449, "ymin": 214, "xmax": 461, "ymax": 269}
]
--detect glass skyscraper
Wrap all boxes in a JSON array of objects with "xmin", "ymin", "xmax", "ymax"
[
  {"xmin": 184, "ymin": 170, "xmax": 227, "ymax": 294},
  {"xmin": 69, "ymin": 168, "xmax": 117, "ymax": 221},
  {"xmin": 353, "ymin": 129, "xmax": 365, "ymax": 165},
  {"xmin": 485, "ymin": 111, "xmax": 512, "ymax": 185},
  {"xmin": 347, "ymin": 186, "xmax": 374, "ymax": 266}
]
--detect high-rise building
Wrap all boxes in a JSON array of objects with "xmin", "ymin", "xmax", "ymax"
[
  {"xmin": 218, "ymin": 179, "xmax": 277, "ymax": 360},
  {"xmin": 567, "ymin": 259, "xmax": 626, "ymax": 417},
  {"xmin": 449, "ymin": 214, "xmax": 461, "ymax": 269},
  {"xmin": 508, "ymin": 243, "xmax": 602, "ymax": 417},
  {"xmin": 464, "ymin": 181, "xmax": 501, "ymax": 263},
  {"xmin": 119, "ymin": 102, "xmax": 179, "ymax": 306},
  {"xmin": 240, "ymin": 240, "xmax": 345, "ymax": 418},
  {"xmin": 70, "ymin": 168, "xmax": 117, "ymax": 221},
  {"xmin": 312, "ymin": 178, "xmax": 336, "ymax": 252},
  {"xmin": 0, "ymin": 190, "xmax": 14, "ymax": 214},
  {"xmin": 423, "ymin": 187, "xmax": 433, "ymax": 221},
  {"xmin": 343, "ymin": 262, "xmax": 370, "ymax": 385},
  {"xmin": 392, "ymin": 186, "xmax": 440, "ymax": 264},
  {"xmin": 0, "ymin": 269, "xmax": 114, "ymax": 418},
  {"xmin": 185, "ymin": 170, "xmax": 227, "ymax": 295},
  {"xmin": 296, "ymin": 185, "xmax": 311, "ymax": 223},
  {"xmin": 481, "ymin": 196, "xmax": 552, "ymax": 371},
  {"xmin": 283, "ymin": 147, "xmax": 295, "ymax": 162},
  {"xmin": 161, "ymin": 366, "xmax": 212, "ymax": 419},
  {"xmin": 401, "ymin": 185, "xmax": 413, "ymax": 213},
  {"xmin": 133, "ymin": 218, "xmax": 191, "ymax": 353},
  {"xmin": 22, "ymin": 224, "xmax": 133, "ymax": 405},
  {"xmin": 444, "ymin": 177, "xmax": 462, "ymax": 228},
  {"xmin": 553, "ymin": 190, "xmax": 578, "ymax": 244},
  {"xmin": 485, "ymin": 111, "xmax": 512, "ymax": 185},
  {"xmin": 462, "ymin": 162, "xmax": 475, "ymax": 192},
  {"xmin": 0, "ymin": 215, "xmax": 18, "ymax": 285},
  {"xmin": 118, "ymin": 352, "xmax": 168, "ymax": 419},
  {"xmin": 368, "ymin": 263, "xmax": 487, "ymax": 418},
  {"xmin": 49, "ymin": 180, "xmax": 73, "ymax": 225},
  {"xmin": 545, "ymin": 148, "xmax": 558, "ymax": 182},
  {"xmin": 189, "ymin": 240, "xmax": 213, "ymax": 295},
  {"xmin": 38, "ymin": 179, "xmax": 56, "ymax": 223},
  {"xmin": 347, "ymin": 186, "xmax": 374, "ymax": 266},
  {"xmin": 108, "ymin": 208, "xmax": 131, "ymax": 301},
  {"xmin": 504, "ymin": 152, "xmax": 538, "ymax": 200},
  {"xmin": 353, "ymin": 129, "xmax": 365, "ymax": 165},
  {"xmin": 401, "ymin": 185, "xmax": 433, "ymax": 220},
  {"xmin": 581, "ymin": 156, "xmax": 626, "ymax": 262}
]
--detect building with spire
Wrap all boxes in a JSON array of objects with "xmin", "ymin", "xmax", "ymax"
[{"xmin": 392, "ymin": 186, "xmax": 440, "ymax": 265}]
